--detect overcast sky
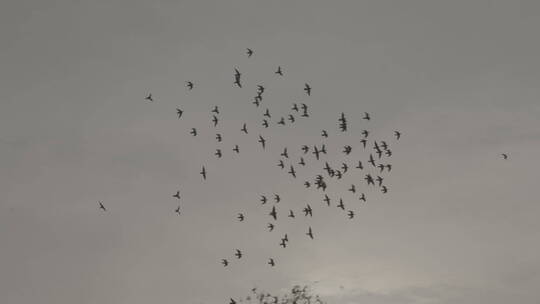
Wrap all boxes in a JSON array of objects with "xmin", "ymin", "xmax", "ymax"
[{"xmin": 1, "ymin": 1, "xmax": 540, "ymax": 303}]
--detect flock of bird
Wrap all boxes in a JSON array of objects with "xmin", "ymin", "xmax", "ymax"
[{"xmin": 99, "ymin": 48, "xmax": 510, "ymax": 302}]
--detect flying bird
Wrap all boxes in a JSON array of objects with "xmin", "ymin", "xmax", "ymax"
[
  {"xmin": 267, "ymin": 223, "xmax": 274, "ymax": 232},
  {"xmin": 347, "ymin": 210, "xmax": 354, "ymax": 219},
  {"xmin": 337, "ymin": 198, "xmax": 345, "ymax": 210},
  {"xmin": 381, "ymin": 185, "xmax": 388, "ymax": 193},
  {"xmin": 394, "ymin": 131, "xmax": 401, "ymax": 140},
  {"xmin": 288, "ymin": 165, "xmax": 296, "ymax": 178},
  {"xmin": 260, "ymin": 195, "xmax": 268, "ymax": 204},
  {"xmin": 262, "ymin": 119, "xmax": 269, "ymax": 128},
  {"xmin": 277, "ymin": 160, "xmax": 285, "ymax": 169},
  {"xmin": 306, "ymin": 227, "xmax": 314, "ymax": 239},
  {"xmin": 348, "ymin": 184, "xmax": 356, "ymax": 193},
  {"xmin": 173, "ymin": 191, "xmax": 181, "ymax": 200},
  {"xmin": 269, "ymin": 206, "xmax": 277, "ymax": 220},
  {"xmin": 200, "ymin": 166, "xmax": 207, "ymax": 180},
  {"xmin": 288, "ymin": 210, "xmax": 295, "ymax": 218},
  {"xmin": 98, "ymin": 201, "xmax": 106, "ymax": 211},
  {"xmin": 145, "ymin": 93, "xmax": 153, "ymax": 102},
  {"xmin": 281, "ymin": 148, "xmax": 289, "ymax": 158},
  {"xmin": 323, "ymin": 194, "xmax": 331, "ymax": 206},
  {"xmin": 275, "ymin": 66, "xmax": 283, "ymax": 76},
  {"xmin": 301, "ymin": 145, "xmax": 309, "ymax": 154},
  {"xmin": 212, "ymin": 115, "xmax": 219, "ymax": 127},
  {"xmin": 321, "ymin": 130, "xmax": 328, "ymax": 138},
  {"xmin": 304, "ymin": 83, "xmax": 311, "ymax": 96},
  {"xmin": 359, "ymin": 193, "xmax": 366, "ymax": 202},
  {"xmin": 268, "ymin": 258, "xmax": 275, "ymax": 267},
  {"xmin": 363, "ymin": 112, "xmax": 371, "ymax": 120},
  {"xmin": 241, "ymin": 123, "xmax": 248, "ymax": 134},
  {"xmin": 263, "ymin": 108, "xmax": 271, "ymax": 118},
  {"xmin": 298, "ymin": 157, "xmax": 306, "ymax": 166},
  {"xmin": 501, "ymin": 153, "xmax": 508, "ymax": 160},
  {"xmin": 288, "ymin": 114, "xmax": 295, "ymax": 123},
  {"xmin": 176, "ymin": 108, "xmax": 183, "ymax": 118},
  {"xmin": 215, "ymin": 149, "xmax": 222, "ymax": 158},
  {"xmin": 246, "ymin": 48, "xmax": 254, "ymax": 57},
  {"xmin": 222, "ymin": 259, "xmax": 229, "ymax": 267},
  {"xmin": 233, "ymin": 145, "xmax": 240, "ymax": 154},
  {"xmin": 237, "ymin": 213, "xmax": 245, "ymax": 222},
  {"xmin": 216, "ymin": 134, "xmax": 222, "ymax": 142},
  {"xmin": 186, "ymin": 81, "xmax": 194, "ymax": 90},
  {"xmin": 235, "ymin": 249, "xmax": 243, "ymax": 259},
  {"xmin": 274, "ymin": 194, "xmax": 281, "ymax": 203},
  {"xmin": 303, "ymin": 204, "xmax": 313, "ymax": 217},
  {"xmin": 258, "ymin": 135, "xmax": 266, "ymax": 150},
  {"xmin": 190, "ymin": 128, "xmax": 197, "ymax": 136},
  {"xmin": 175, "ymin": 205, "xmax": 181, "ymax": 215}
]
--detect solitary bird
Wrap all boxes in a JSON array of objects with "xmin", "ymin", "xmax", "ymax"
[
  {"xmin": 241, "ymin": 123, "xmax": 248, "ymax": 134},
  {"xmin": 175, "ymin": 205, "xmax": 181, "ymax": 215},
  {"xmin": 235, "ymin": 249, "xmax": 243, "ymax": 259},
  {"xmin": 173, "ymin": 191, "xmax": 181, "ymax": 200},
  {"xmin": 321, "ymin": 130, "xmax": 328, "ymax": 138},
  {"xmin": 269, "ymin": 206, "xmax": 277, "ymax": 220},
  {"xmin": 347, "ymin": 210, "xmax": 354, "ymax": 219},
  {"xmin": 359, "ymin": 193, "xmax": 366, "ymax": 202},
  {"xmin": 262, "ymin": 119, "xmax": 269, "ymax": 128},
  {"xmin": 212, "ymin": 115, "xmax": 219, "ymax": 127},
  {"xmin": 304, "ymin": 83, "xmax": 311, "ymax": 96},
  {"xmin": 292, "ymin": 103, "xmax": 299, "ymax": 112},
  {"xmin": 277, "ymin": 160, "xmax": 285, "ymax": 169},
  {"xmin": 303, "ymin": 204, "xmax": 313, "ymax": 217},
  {"xmin": 200, "ymin": 166, "xmax": 207, "ymax": 180},
  {"xmin": 288, "ymin": 210, "xmax": 295, "ymax": 218},
  {"xmin": 216, "ymin": 134, "xmax": 222, "ymax": 142},
  {"xmin": 215, "ymin": 149, "xmax": 222, "ymax": 158},
  {"xmin": 186, "ymin": 81, "xmax": 194, "ymax": 90},
  {"xmin": 176, "ymin": 108, "xmax": 183, "ymax": 118},
  {"xmin": 258, "ymin": 135, "xmax": 266, "ymax": 150},
  {"xmin": 274, "ymin": 194, "xmax": 281, "ymax": 203},
  {"xmin": 268, "ymin": 258, "xmax": 275, "ymax": 267},
  {"xmin": 306, "ymin": 227, "xmax": 314, "ymax": 239},
  {"xmin": 145, "ymin": 93, "xmax": 153, "ymax": 102},
  {"xmin": 288, "ymin": 165, "xmax": 296, "ymax": 178},
  {"xmin": 267, "ymin": 223, "xmax": 274, "ymax": 232},
  {"xmin": 98, "ymin": 201, "xmax": 106, "ymax": 211},
  {"xmin": 337, "ymin": 199, "xmax": 345, "ymax": 210},
  {"xmin": 221, "ymin": 259, "xmax": 229, "ymax": 267},
  {"xmin": 246, "ymin": 48, "xmax": 254, "ymax": 57},
  {"xmin": 237, "ymin": 213, "xmax": 245, "ymax": 222},
  {"xmin": 394, "ymin": 131, "xmax": 401, "ymax": 140},
  {"xmin": 323, "ymin": 194, "xmax": 331, "ymax": 206},
  {"xmin": 233, "ymin": 145, "xmax": 240, "ymax": 154},
  {"xmin": 234, "ymin": 68, "xmax": 242, "ymax": 88},
  {"xmin": 260, "ymin": 195, "xmax": 268, "ymax": 204},
  {"xmin": 363, "ymin": 112, "xmax": 371, "ymax": 120},
  {"xmin": 190, "ymin": 128, "xmax": 197, "ymax": 136},
  {"xmin": 501, "ymin": 153, "xmax": 508, "ymax": 160},
  {"xmin": 275, "ymin": 66, "xmax": 283, "ymax": 76}
]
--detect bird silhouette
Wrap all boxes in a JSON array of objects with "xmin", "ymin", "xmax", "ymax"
[
  {"xmin": 303, "ymin": 204, "xmax": 313, "ymax": 217},
  {"xmin": 175, "ymin": 205, "xmax": 181, "ymax": 215},
  {"xmin": 173, "ymin": 191, "xmax": 181, "ymax": 200},
  {"xmin": 268, "ymin": 258, "xmax": 275, "ymax": 267},
  {"xmin": 212, "ymin": 115, "xmax": 219, "ymax": 127},
  {"xmin": 292, "ymin": 103, "xmax": 299, "ymax": 112},
  {"xmin": 274, "ymin": 194, "xmax": 281, "ymax": 203},
  {"xmin": 321, "ymin": 130, "xmax": 328, "ymax": 138},
  {"xmin": 246, "ymin": 48, "xmax": 254, "ymax": 57},
  {"xmin": 347, "ymin": 210, "xmax": 354, "ymax": 219},
  {"xmin": 263, "ymin": 108, "xmax": 271, "ymax": 118},
  {"xmin": 176, "ymin": 108, "xmax": 183, "ymax": 118},
  {"xmin": 190, "ymin": 128, "xmax": 197, "ymax": 136},
  {"xmin": 277, "ymin": 117, "xmax": 286, "ymax": 125},
  {"xmin": 235, "ymin": 249, "xmax": 243, "ymax": 259},
  {"xmin": 299, "ymin": 157, "xmax": 306, "ymax": 166},
  {"xmin": 216, "ymin": 134, "xmax": 222, "ymax": 142},
  {"xmin": 277, "ymin": 160, "xmax": 285, "ymax": 169},
  {"xmin": 262, "ymin": 119, "xmax": 269, "ymax": 128},
  {"xmin": 237, "ymin": 213, "xmax": 245, "ymax": 222},
  {"xmin": 98, "ymin": 201, "xmax": 106, "ymax": 211},
  {"xmin": 215, "ymin": 149, "xmax": 222, "ymax": 158},
  {"xmin": 394, "ymin": 130, "xmax": 401, "ymax": 140},
  {"xmin": 275, "ymin": 66, "xmax": 283, "ymax": 76},
  {"xmin": 145, "ymin": 93, "xmax": 153, "ymax": 102},
  {"xmin": 359, "ymin": 193, "xmax": 366, "ymax": 202},
  {"xmin": 269, "ymin": 206, "xmax": 277, "ymax": 220},
  {"xmin": 233, "ymin": 145, "xmax": 240, "ymax": 154},
  {"xmin": 260, "ymin": 195, "xmax": 268, "ymax": 204},
  {"xmin": 241, "ymin": 123, "xmax": 248, "ymax": 134},
  {"xmin": 288, "ymin": 114, "xmax": 295, "ymax": 123},
  {"xmin": 288, "ymin": 210, "xmax": 295, "ymax": 218},
  {"xmin": 337, "ymin": 198, "xmax": 345, "ymax": 210},
  {"xmin": 267, "ymin": 223, "xmax": 274, "ymax": 232},
  {"xmin": 306, "ymin": 227, "xmax": 314, "ymax": 239},
  {"xmin": 363, "ymin": 112, "xmax": 371, "ymax": 120},
  {"xmin": 502, "ymin": 153, "xmax": 508, "ymax": 160},
  {"xmin": 186, "ymin": 81, "xmax": 194, "ymax": 90},
  {"xmin": 222, "ymin": 259, "xmax": 229, "ymax": 267},
  {"xmin": 288, "ymin": 165, "xmax": 296, "ymax": 178},
  {"xmin": 258, "ymin": 135, "xmax": 266, "ymax": 150},
  {"xmin": 304, "ymin": 83, "xmax": 311, "ymax": 96},
  {"xmin": 200, "ymin": 166, "xmax": 207, "ymax": 180}
]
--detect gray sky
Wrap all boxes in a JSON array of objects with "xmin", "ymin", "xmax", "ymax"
[{"xmin": 1, "ymin": 1, "xmax": 540, "ymax": 303}]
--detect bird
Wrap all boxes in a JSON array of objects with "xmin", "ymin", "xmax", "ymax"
[
  {"xmin": 246, "ymin": 48, "xmax": 254, "ymax": 57},
  {"xmin": 234, "ymin": 68, "xmax": 242, "ymax": 88},
  {"xmin": 176, "ymin": 108, "xmax": 183, "ymax": 118},
  {"xmin": 341, "ymin": 163, "xmax": 349, "ymax": 173},
  {"xmin": 377, "ymin": 164, "xmax": 385, "ymax": 172},
  {"xmin": 348, "ymin": 184, "xmax": 356, "ymax": 194},
  {"xmin": 360, "ymin": 139, "xmax": 367, "ymax": 149},
  {"xmin": 269, "ymin": 206, "xmax": 277, "ymax": 220},
  {"xmin": 190, "ymin": 128, "xmax": 197, "ymax": 136},
  {"xmin": 301, "ymin": 145, "xmax": 310, "ymax": 154},
  {"xmin": 347, "ymin": 210, "xmax": 354, "ymax": 219},
  {"xmin": 229, "ymin": 298, "xmax": 237, "ymax": 304},
  {"xmin": 288, "ymin": 210, "xmax": 295, "ymax": 218},
  {"xmin": 288, "ymin": 165, "xmax": 296, "ymax": 178},
  {"xmin": 186, "ymin": 81, "xmax": 194, "ymax": 90},
  {"xmin": 260, "ymin": 195, "xmax": 268, "ymax": 204},
  {"xmin": 241, "ymin": 123, "xmax": 248, "ymax": 134},
  {"xmin": 361, "ymin": 130, "xmax": 369, "ymax": 138},
  {"xmin": 304, "ymin": 181, "xmax": 311, "ymax": 188},
  {"xmin": 277, "ymin": 160, "xmax": 285, "ymax": 169},
  {"xmin": 363, "ymin": 112, "xmax": 371, "ymax": 120},
  {"xmin": 365, "ymin": 174, "xmax": 374, "ymax": 186},
  {"xmin": 394, "ymin": 131, "xmax": 401, "ymax": 140},
  {"xmin": 200, "ymin": 166, "xmax": 207, "ymax": 180},
  {"xmin": 322, "ymin": 194, "xmax": 331, "ymax": 206},
  {"xmin": 303, "ymin": 204, "xmax": 313, "ymax": 217},
  {"xmin": 216, "ymin": 134, "xmax": 223, "ymax": 142},
  {"xmin": 258, "ymin": 135, "xmax": 266, "ymax": 150},
  {"xmin": 275, "ymin": 66, "xmax": 283, "ymax": 76},
  {"xmin": 356, "ymin": 160, "xmax": 364, "ymax": 170},
  {"xmin": 268, "ymin": 258, "xmax": 275, "ymax": 267},
  {"xmin": 376, "ymin": 175, "xmax": 383, "ymax": 187},
  {"xmin": 215, "ymin": 149, "xmax": 222, "ymax": 158},
  {"xmin": 221, "ymin": 259, "xmax": 229, "ymax": 267},
  {"xmin": 233, "ymin": 145, "xmax": 240, "ymax": 154},
  {"xmin": 212, "ymin": 115, "xmax": 219, "ymax": 127},
  {"xmin": 280, "ymin": 239, "xmax": 287, "ymax": 248},
  {"xmin": 386, "ymin": 164, "xmax": 392, "ymax": 171},
  {"xmin": 281, "ymin": 148, "xmax": 289, "ymax": 158},
  {"xmin": 173, "ymin": 191, "xmax": 181, "ymax": 200},
  {"xmin": 98, "ymin": 201, "xmax": 106, "ymax": 211},
  {"xmin": 267, "ymin": 223, "xmax": 274, "ymax": 232},
  {"xmin": 263, "ymin": 108, "xmax": 271, "ymax": 118},
  {"xmin": 359, "ymin": 193, "xmax": 366, "ymax": 202},
  {"xmin": 298, "ymin": 157, "xmax": 306, "ymax": 166},
  {"xmin": 312, "ymin": 146, "xmax": 321, "ymax": 160},
  {"xmin": 145, "ymin": 93, "xmax": 153, "ymax": 102},
  {"xmin": 262, "ymin": 119, "xmax": 269, "ymax": 128},
  {"xmin": 277, "ymin": 117, "xmax": 286, "ymax": 125},
  {"xmin": 274, "ymin": 194, "xmax": 281, "ymax": 203},
  {"xmin": 235, "ymin": 249, "xmax": 243, "ymax": 259},
  {"xmin": 288, "ymin": 114, "xmax": 295, "ymax": 123},
  {"xmin": 175, "ymin": 205, "xmax": 181, "ymax": 215},
  {"xmin": 257, "ymin": 85, "xmax": 265, "ymax": 94},
  {"xmin": 237, "ymin": 213, "xmax": 245, "ymax": 222},
  {"xmin": 337, "ymin": 198, "xmax": 345, "ymax": 210},
  {"xmin": 501, "ymin": 153, "xmax": 508, "ymax": 160},
  {"xmin": 368, "ymin": 154, "xmax": 376, "ymax": 167},
  {"xmin": 381, "ymin": 185, "xmax": 388, "ymax": 193},
  {"xmin": 292, "ymin": 103, "xmax": 299, "ymax": 112},
  {"xmin": 306, "ymin": 227, "xmax": 314, "ymax": 239},
  {"xmin": 304, "ymin": 83, "xmax": 311, "ymax": 96},
  {"xmin": 321, "ymin": 130, "xmax": 328, "ymax": 138},
  {"xmin": 343, "ymin": 145, "xmax": 352, "ymax": 155}
]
